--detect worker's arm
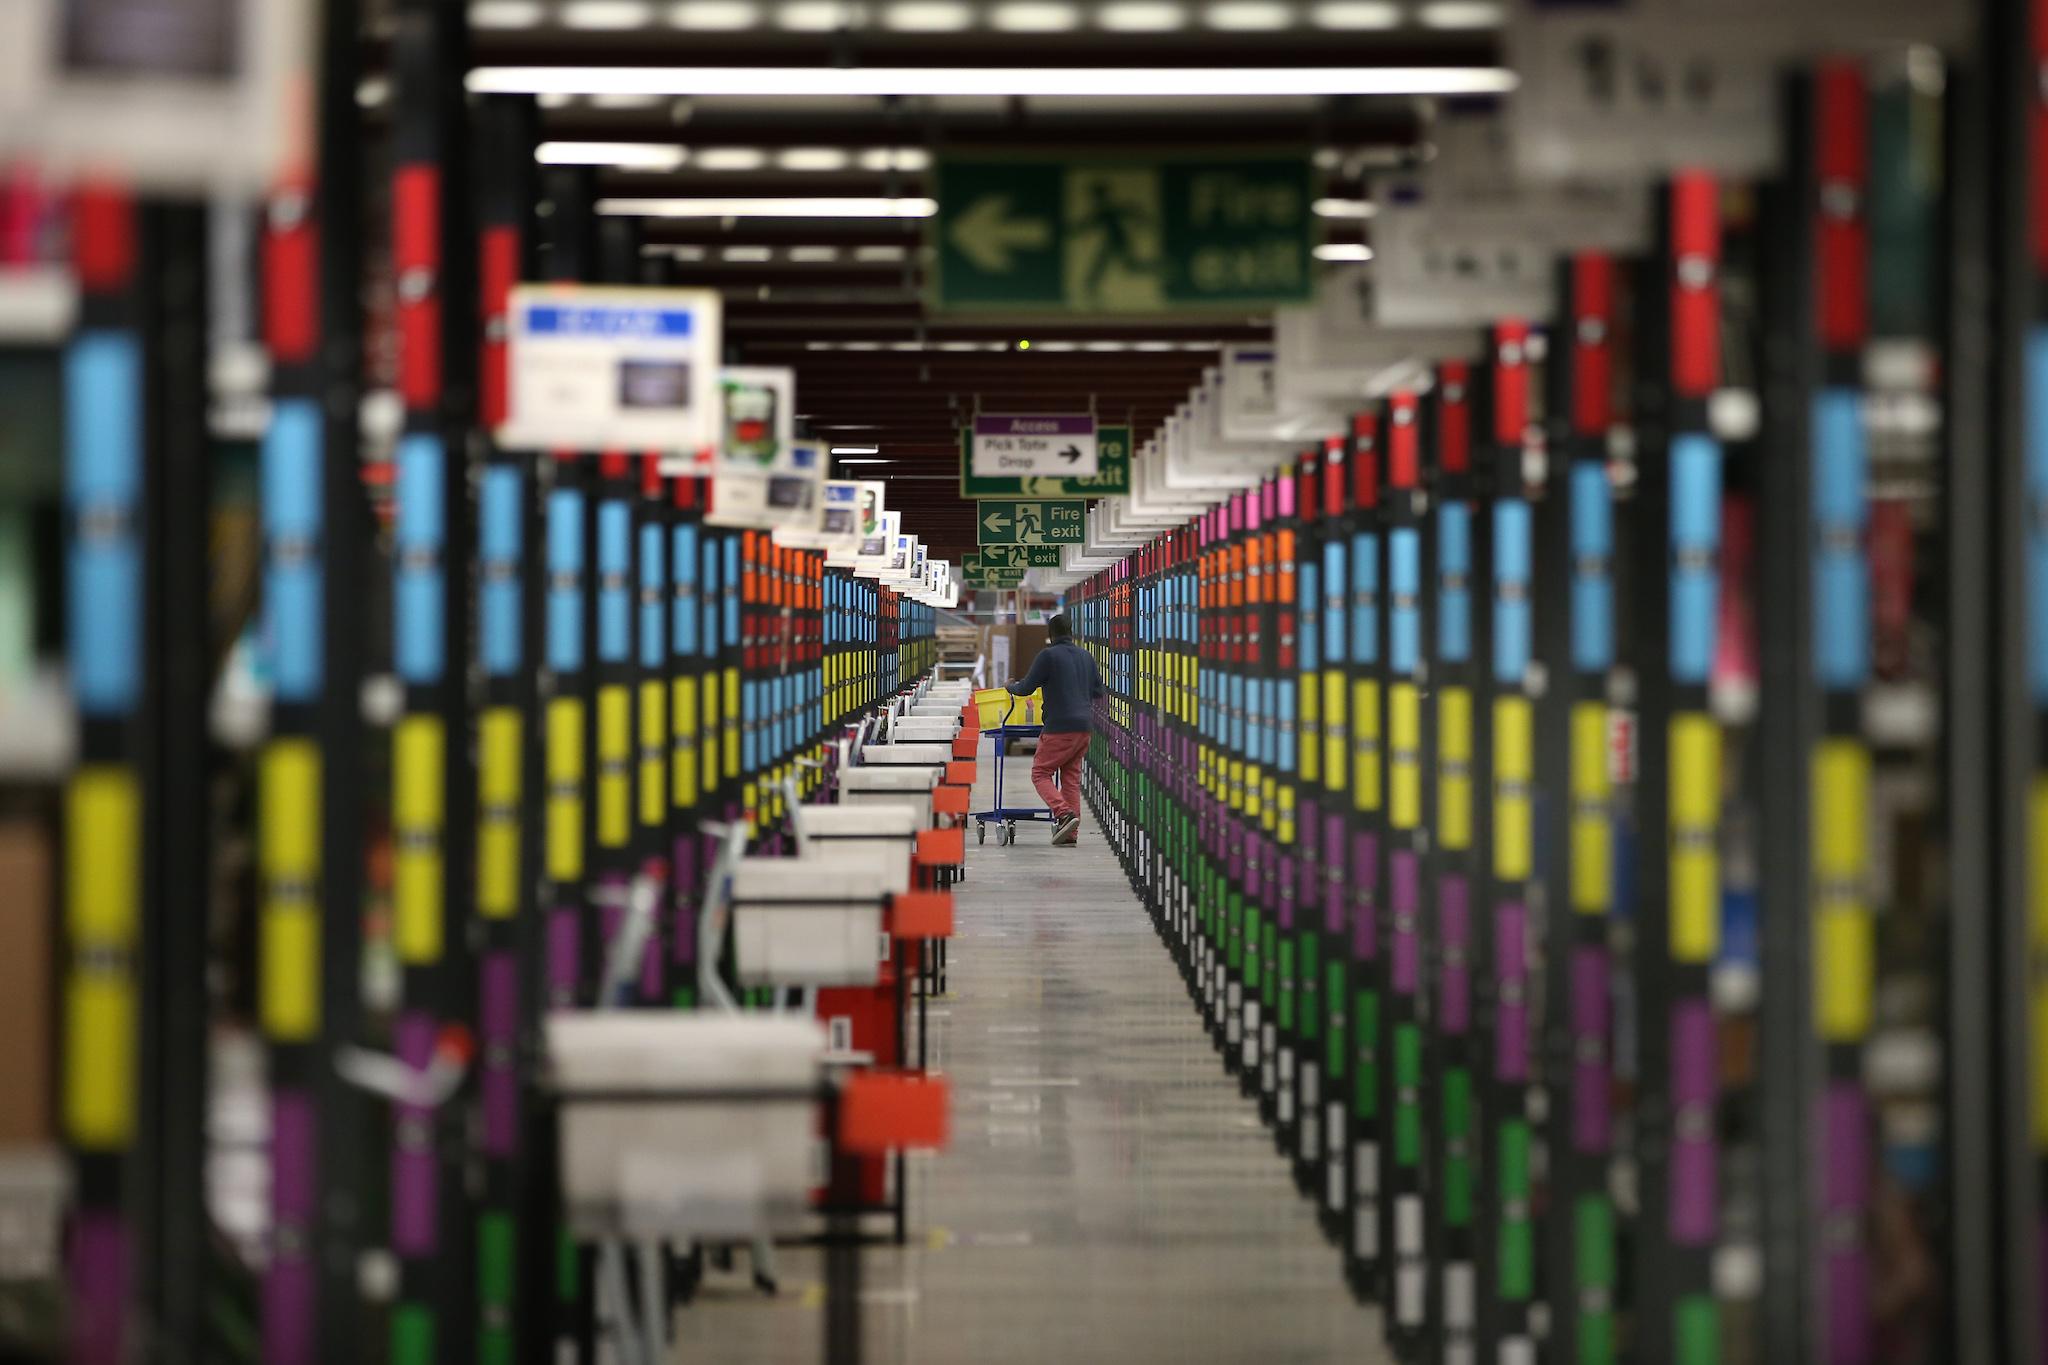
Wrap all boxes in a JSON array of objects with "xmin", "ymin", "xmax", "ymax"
[
  {"xmin": 1089, "ymin": 650, "xmax": 1106, "ymax": 699},
  {"xmin": 1008, "ymin": 650, "xmax": 1049, "ymax": 696}
]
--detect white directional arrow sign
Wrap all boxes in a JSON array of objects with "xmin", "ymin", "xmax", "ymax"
[{"xmin": 949, "ymin": 194, "xmax": 1053, "ymax": 273}]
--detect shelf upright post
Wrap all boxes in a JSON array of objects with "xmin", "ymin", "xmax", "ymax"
[{"xmin": 1539, "ymin": 253, "xmax": 1625, "ymax": 1365}]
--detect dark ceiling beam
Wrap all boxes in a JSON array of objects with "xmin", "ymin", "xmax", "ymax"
[
  {"xmin": 728, "ymin": 312, "xmax": 1269, "ymax": 335},
  {"xmin": 542, "ymin": 102, "xmax": 1426, "ymax": 149},
  {"xmin": 599, "ymin": 167, "xmax": 1364, "ymax": 197}
]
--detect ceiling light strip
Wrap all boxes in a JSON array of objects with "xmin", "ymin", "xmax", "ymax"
[{"xmin": 473, "ymin": 66, "xmax": 1519, "ymax": 98}]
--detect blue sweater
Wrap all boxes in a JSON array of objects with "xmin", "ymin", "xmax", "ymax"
[{"xmin": 1008, "ymin": 638, "xmax": 1105, "ymax": 733}]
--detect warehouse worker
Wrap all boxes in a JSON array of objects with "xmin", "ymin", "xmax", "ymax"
[{"xmin": 1007, "ymin": 613, "xmax": 1104, "ymax": 846}]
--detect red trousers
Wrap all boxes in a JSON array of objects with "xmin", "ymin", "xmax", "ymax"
[{"xmin": 1030, "ymin": 730, "xmax": 1089, "ymax": 820}]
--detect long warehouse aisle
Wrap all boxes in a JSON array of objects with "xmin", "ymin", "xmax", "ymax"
[{"xmin": 672, "ymin": 745, "xmax": 1384, "ymax": 1364}]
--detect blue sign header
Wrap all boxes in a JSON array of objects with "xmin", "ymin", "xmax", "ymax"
[{"xmin": 525, "ymin": 304, "xmax": 696, "ymax": 339}]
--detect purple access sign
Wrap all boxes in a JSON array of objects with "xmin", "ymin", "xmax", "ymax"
[{"xmin": 969, "ymin": 413, "xmax": 1099, "ymax": 478}]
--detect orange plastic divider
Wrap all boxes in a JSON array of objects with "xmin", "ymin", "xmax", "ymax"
[
  {"xmin": 890, "ymin": 890, "xmax": 954, "ymax": 940},
  {"xmin": 932, "ymin": 785, "xmax": 970, "ymax": 818},
  {"xmin": 944, "ymin": 761, "xmax": 976, "ymax": 788},
  {"xmin": 840, "ymin": 1071, "xmax": 949, "ymax": 1155},
  {"xmin": 951, "ymin": 734, "xmax": 978, "ymax": 759},
  {"xmin": 915, "ymin": 826, "xmax": 967, "ymax": 868}
]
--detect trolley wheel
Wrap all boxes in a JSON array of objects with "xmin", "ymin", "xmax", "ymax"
[
  {"xmin": 977, "ymin": 822, "xmax": 986, "ymax": 845},
  {"xmin": 1006, "ymin": 820, "xmax": 1018, "ymax": 844}
]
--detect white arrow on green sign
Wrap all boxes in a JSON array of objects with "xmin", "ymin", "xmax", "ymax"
[
  {"xmin": 950, "ymin": 194, "xmax": 1053, "ymax": 272},
  {"xmin": 978, "ymin": 499, "xmax": 1086, "ymax": 546}
]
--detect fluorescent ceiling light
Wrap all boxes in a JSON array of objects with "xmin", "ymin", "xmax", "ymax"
[
  {"xmin": 884, "ymin": 1, "xmax": 974, "ymax": 30},
  {"xmin": 992, "ymin": 1, "xmax": 1080, "ymax": 30},
  {"xmin": 356, "ymin": 76, "xmax": 390, "ymax": 107},
  {"xmin": 830, "ymin": 445, "xmax": 881, "ymax": 455},
  {"xmin": 721, "ymin": 244, "xmax": 773, "ymax": 261},
  {"xmin": 1312, "ymin": 197, "xmax": 1375, "ymax": 218},
  {"xmin": 472, "ymin": 0, "xmax": 546, "ymax": 27},
  {"xmin": 669, "ymin": 0, "xmax": 762, "ymax": 27},
  {"xmin": 666, "ymin": 244, "xmax": 708, "ymax": 260},
  {"xmin": 1203, "ymin": 2, "xmax": 1293, "ymax": 30},
  {"xmin": 777, "ymin": 147, "xmax": 852, "ymax": 171},
  {"xmin": 537, "ymin": 91, "xmax": 576, "ymax": 108},
  {"xmin": 1313, "ymin": 242, "xmax": 1374, "ymax": 261},
  {"xmin": 1418, "ymin": 0, "xmax": 1503, "ymax": 27},
  {"xmin": 1099, "ymin": 2, "xmax": 1188, "ymax": 30},
  {"xmin": 600, "ymin": 197, "xmax": 935, "ymax": 217},
  {"xmin": 1308, "ymin": 0, "xmax": 1400, "ymax": 27},
  {"xmin": 588, "ymin": 92, "xmax": 665, "ymax": 108},
  {"xmin": 562, "ymin": 1, "xmax": 656, "ymax": 29},
  {"xmin": 536, "ymin": 141, "xmax": 688, "ymax": 170},
  {"xmin": 775, "ymin": 0, "xmax": 850, "ymax": 28},
  {"xmin": 853, "ymin": 244, "xmax": 910, "ymax": 261},
  {"xmin": 470, "ymin": 65, "xmax": 1518, "ymax": 98},
  {"xmin": 697, "ymin": 146, "xmax": 768, "ymax": 171},
  {"xmin": 833, "ymin": 457, "xmax": 893, "ymax": 465},
  {"xmin": 858, "ymin": 147, "xmax": 931, "ymax": 173},
  {"xmin": 788, "ymin": 245, "xmax": 841, "ymax": 262}
]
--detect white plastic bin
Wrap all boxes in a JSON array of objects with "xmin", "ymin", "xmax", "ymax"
[
  {"xmin": 855, "ymin": 742, "xmax": 953, "ymax": 767},
  {"xmin": 836, "ymin": 765, "xmax": 938, "ymax": 823},
  {"xmin": 548, "ymin": 1014, "xmax": 824, "ymax": 1240},
  {"xmin": 889, "ymin": 717, "xmax": 960, "ymax": 743},
  {"xmin": 794, "ymin": 805, "xmax": 921, "ymax": 894},
  {"xmin": 730, "ymin": 856, "xmax": 895, "ymax": 987}
]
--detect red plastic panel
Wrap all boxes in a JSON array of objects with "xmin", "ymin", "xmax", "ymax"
[{"xmin": 840, "ymin": 1071, "xmax": 950, "ymax": 1155}]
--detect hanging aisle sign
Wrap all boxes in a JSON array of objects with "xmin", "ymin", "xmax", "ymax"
[
  {"xmin": 0, "ymin": 0, "xmax": 314, "ymax": 191},
  {"xmin": 496, "ymin": 283, "xmax": 721, "ymax": 456},
  {"xmin": 781, "ymin": 478, "xmax": 862, "ymax": 553},
  {"xmin": 978, "ymin": 500, "xmax": 1087, "ymax": 546},
  {"xmin": 970, "ymin": 414, "xmax": 1100, "ymax": 478},
  {"xmin": 1506, "ymin": 0, "xmax": 1973, "ymax": 182},
  {"xmin": 712, "ymin": 367, "xmax": 795, "ymax": 473},
  {"xmin": 853, "ymin": 510, "xmax": 899, "ymax": 579},
  {"xmin": 707, "ymin": 439, "xmax": 824, "ymax": 530},
  {"xmin": 963, "ymin": 424, "xmax": 1131, "ymax": 498}
]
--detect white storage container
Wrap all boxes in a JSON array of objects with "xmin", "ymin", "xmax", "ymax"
[
  {"xmin": 548, "ymin": 1014, "xmax": 824, "ymax": 1240},
  {"xmin": 730, "ymin": 857, "xmax": 896, "ymax": 988},
  {"xmin": 794, "ymin": 805, "xmax": 920, "ymax": 894},
  {"xmin": 836, "ymin": 765, "xmax": 938, "ymax": 822},
  {"xmin": 890, "ymin": 717, "xmax": 960, "ymax": 743},
  {"xmin": 855, "ymin": 743, "xmax": 952, "ymax": 767}
]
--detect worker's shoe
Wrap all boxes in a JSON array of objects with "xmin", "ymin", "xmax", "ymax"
[{"xmin": 1052, "ymin": 814, "xmax": 1080, "ymax": 846}]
